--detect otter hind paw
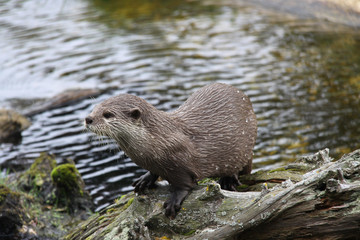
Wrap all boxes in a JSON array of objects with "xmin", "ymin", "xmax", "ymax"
[
  {"xmin": 164, "ymin": 189, "xmax": 189, "ymax": 219},
  {"xmin": 219, "ymin": 174, "xmax": 241, "ymax": 191},
  {"xmin": 132, "ymin": 171, "xmax": 158, "ymax": 193}
]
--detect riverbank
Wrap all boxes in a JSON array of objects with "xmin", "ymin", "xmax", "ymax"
[
  {"xmin": 1, "ymin": 140, "xmax": 359, "ymax": 239},
  {"xmin": 64, "ymin": 148, "xmax": 360, "ymax": 239},
  {"xmin": 246, "ymin": 0, "xmax": 360, "ymax": 27}
]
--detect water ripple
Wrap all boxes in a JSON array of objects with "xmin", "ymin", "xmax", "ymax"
[{"xmin": 1, "ymin": 0, "xmax": 360, "ymax": 211}]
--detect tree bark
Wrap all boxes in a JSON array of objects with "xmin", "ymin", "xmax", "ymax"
[
  {"xmin": 193, "ymin": 149, "xmax": 360, "ymax": 240},
  {"xmin": 65, "ymin": 149, "xmax": 360, "ymax": 240}
]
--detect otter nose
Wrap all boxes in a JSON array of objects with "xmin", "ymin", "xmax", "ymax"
[{"xmin": 85, "ymin": 117, "xmax": 93, "ymax": 125}]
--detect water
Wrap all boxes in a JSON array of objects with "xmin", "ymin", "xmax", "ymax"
[{"xmin": 1, "ymin": 0, "xmax": 360, "ymax": 211}]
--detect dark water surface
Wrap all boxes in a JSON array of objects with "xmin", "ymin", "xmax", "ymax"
[{"xmin": 1, "ymin": 0, "xmax": 360, "ymax": 211}]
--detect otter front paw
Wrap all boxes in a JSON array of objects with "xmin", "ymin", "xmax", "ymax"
[
  {"xmin": 163, "ymin": 189, "xmax": 189, "ymax": 219},
  {"xmin": 132, "ymin": 171, "xmax": 158, "ymax": 193}
]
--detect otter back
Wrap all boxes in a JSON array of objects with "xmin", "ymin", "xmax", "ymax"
[{"xmin": 172, "ymin": 83, "xmax": 257, "ymax": 179}]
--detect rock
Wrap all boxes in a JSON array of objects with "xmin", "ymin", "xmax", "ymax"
[
  {"xmin": 0, "ymin": 185, "xmax": 26, "ymax": 239},
  {"xmin": 18, "ymin": 152, "xmax": 93, "ymax": 213},
  {"xmin": 0, "ymin": 109, "xmax": 31, "ymax": 144},
  {"xmin": 247, "ymin": 0, "xmax": 360, "ymax": 28},
  {"xmin": 0, "ymin": 152, "xmax": 94, "ymax": 239},
  {"xmin": 51, "ymin": 163, "xmax": 93, "ymax": 213},
  {"xmin": 24, "ymin": 88, "xmax": 105, "ymax": 117},
  {"xmin": 19, "ymin": 152, "xmax": 57, "ymax": 204}
]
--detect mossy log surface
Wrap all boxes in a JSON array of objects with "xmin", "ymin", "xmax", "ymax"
[{"xmin": 65, "ymin": 149, "xmax": 360, "ymax": 240}]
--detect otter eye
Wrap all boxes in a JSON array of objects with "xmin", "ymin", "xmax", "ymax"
[{"xmin": 103, "ymin": 112, "xmax": 114, "ymax": 119}]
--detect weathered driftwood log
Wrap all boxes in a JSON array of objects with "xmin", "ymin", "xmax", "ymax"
[{"xmin": 65, "ymin": 149, "xmax": 360, "ymax": 240}]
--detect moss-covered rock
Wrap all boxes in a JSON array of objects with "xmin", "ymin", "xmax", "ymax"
[
  {"xmin": 51, "ymin": 163, "xmax": 92, "ymax": 213},
  {"xmin": 0, "ymin": 109, "xmax": 31, "ymax": 144},
  {"xmin": 1, "ymin": 152, "xmax": 94, "ymax": 239},
  {"xmin": 51, "ymin": 163, "xmax": 83, "ymax": 196},
  {"xmin": 19, "ymin": 152, "xmax": 57, "ymax": 204},
  {"xmin": 0, "ymin": 184, "xmax": 26, "ymax": 239},
  {"xmin": 17, "ymin": 153, "xmax": 93, "ymax": 214}
]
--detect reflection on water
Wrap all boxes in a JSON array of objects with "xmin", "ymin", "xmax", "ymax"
[
  {"xmin": 0, "ymin": 0, "xmax": 360, "ymax": 211},
  {"xmin": 89, "ymin": 0, "xmax": 220, "ymax": 25}
]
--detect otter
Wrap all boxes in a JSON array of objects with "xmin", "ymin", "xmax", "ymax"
[{"xmin": 85, "ymin": 83, "xmax": 257, "ymax": 218}]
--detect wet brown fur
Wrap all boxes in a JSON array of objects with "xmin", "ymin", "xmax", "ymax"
[{"xmin": 85, "ymin": 83, "xmax": 257, "ymax": 217}]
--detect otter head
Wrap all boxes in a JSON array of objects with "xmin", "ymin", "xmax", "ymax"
[{"xmin": 85, "ymin": 94, "xmax": 147, "ymax": 149}]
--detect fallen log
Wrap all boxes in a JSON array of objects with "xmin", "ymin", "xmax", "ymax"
[{"xmin": 65, "ymin": 149, "xmax": 360, "ymax": 240}]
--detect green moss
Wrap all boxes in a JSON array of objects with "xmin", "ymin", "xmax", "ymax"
[
  {"xmin": 122, "ymin": 198, "xmax": 134, "ymax": 210},
  {"xmin": 183, "ymin": 229, "xmax": 196, "ymax": 236},
  {"xmin": 20, "ymin": 152, "xmax": 57, "ymax": 198},
  {"xmin": 236, "ymin": 184, "xmax": 249, "ymax": 191},
  {"xmin": 269, "ymin": 167, "xmax": 308, "ymax": 174},
  {"xmin": 0, "ymin": 184, "xmax": 12, "ymax": 204},
  {"xmin": 106, "ymin": 208, "xmax": 116, "ymax": 214},
  {"xmin": 29, "ymin": 153, "xmax": 57, "ymax": 179},
  {"xmin": 0, "ymin": 185, "xmax": 25, "ymax": 234},
  {"xmin": 0, "ymin": 184, "xmax": 22, "ymax": 205},
  {"xmin": 0, "ymin": 153, "xmax": 92, "ymax": 239},
  {"xmin": 268, "ymin": 167, "xmax": 287, "ymax": 173},
  {"xmin": 197, "ymin": 177, "xmax": 218, "ymax": 185},
  {"xmin": 50, "ymin": 163, "xmax": 88, "ymax": 213},
  {"xmin": 114, "ymin": 194, "xmax": 126, "ymax": 204},
  {"xmin": 51, "ymin": 163, "xmax": 82, "ymax": 196}
]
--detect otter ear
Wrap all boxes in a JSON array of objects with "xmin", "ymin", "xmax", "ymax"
[{"xmin": 128, "ymin": 108, "xmax": 141, "ymax": 120}]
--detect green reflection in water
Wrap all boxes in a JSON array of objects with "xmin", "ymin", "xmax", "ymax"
[
  {"xmin": 276, "ymin": 28, "xmax": 360, "ymax": 159},
  {"xmin": 88, "ymin": 0, "xmax": 219, "ymax": 28}
]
